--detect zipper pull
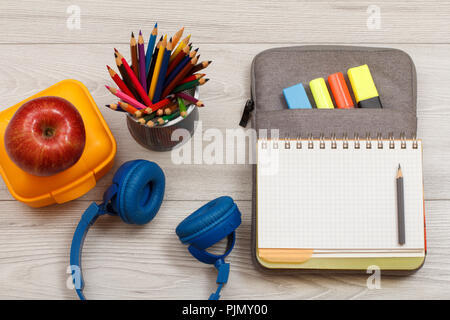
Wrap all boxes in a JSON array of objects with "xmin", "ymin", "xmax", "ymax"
[{"xmin": 239, "ymin": 99, "xmax": 254, "ymax": 127}]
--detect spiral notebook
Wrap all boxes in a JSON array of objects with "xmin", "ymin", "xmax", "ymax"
[{"xmin": 256, "ymin": 138, "xmax": 426, "ymax": 270}]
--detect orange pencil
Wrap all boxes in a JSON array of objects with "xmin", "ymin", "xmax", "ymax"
[
  {"xmin": 170, "ymin": 34, "xmax": 191, "ymax": 63},
  {"xmin": 171, "ymin": 27, "xmax": 184, "ymax": 50}
]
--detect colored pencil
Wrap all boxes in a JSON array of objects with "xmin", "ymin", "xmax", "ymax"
[
  {"xmin": 152, "ymin": 39, "xmax": 173, "ymax": 103},
  {"xmin": 146, "ymin": 36, "xmax": 163, "ymax": 91},
  {"xmin": 148, "ymin": 35, "xmax": 167, "ymax": 101},
  {"xmin": 105, "ymin": 103, "xmax": 125, "ymax": 112},
  {"xmin": 173, "ymin": 78, "xmax": 209, "ymax": 94},
  {"xmin": 167, "ymin": 44, "xmax": 190, "ymax": 76},
  {"xmin": 156, "ymin": 100, "xmax": 175, "ymax": 116},
  {"xmin": 163, "ymin": 110, "xmax": 180, "ymax": 122},
  {"xmin": 146, "ymin": 118, "xmax": 159, "ymax": 127},
  {"xmin": 115, "ymin": 50, "xmax": 140, "ymax": 100},
  {"xmin": 138, "ymin": 31, "xmax": 147, "ymax": 90},
  {"xmin": 130, "ymin": 32, "xmax": 139, "ymax": 79},
  {"xmin": 164, "ymin": 48, "xmax": 197, "ymax": 88},
  {"xmin": 187, "ymin": 60, "xmax": 212, "ymax": 77},
  {"xmin": 120, "ymin": 54, "xmax": 153, "ymax": 107},
  {"xmin": 176, "ymin": 92, "xmax": 204, "ymax": 107},
  {"xmin": 162, "ymin": 55, "xmax": 199, "ymax": 98},
  {"xmin": 154, "ymin": 110, "xmax": 180, "ymax": 126},
  {"xmin": 137, "ymin": 111, "xmax": 157, "ymax": 124},
  {"xmin": 177, "ymin": 97, "xmax": 187, "ymax": 118},
  {"xmin": 144, "ymin": 96, "xmax": 174, "ymax": 114},
  {"xmin": 171, "ymin": 27, "xmax": 184, "ymax": 50},
  {"xmin": 105, "ymin": 85, "xmax": 148, "ymax": 110},
  {"xmin": 396, "ymin": 164, "xmax": 405, "ymax": 245},
  {"xmin": 106, "ymin": 65, "xmax": 135, "ymax": 98},
  {"xmin": 170, "ymin": 34, "xmax": 191, "ymax": 63},
  {"xmin": 118, "ymin": 101, "xmax": 143, "ymax": 118},
  {"xmin": 145, "ymin": 23, "xmax": 158, "ymax": 74},
  {"xmin": 178, "ymin": 73, "xmax": 205, "ymax": 85}
]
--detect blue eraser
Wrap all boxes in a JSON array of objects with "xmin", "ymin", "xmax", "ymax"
[{"xmin": 283, "ymin": 83, "xmax": 312, "ymax": 109}]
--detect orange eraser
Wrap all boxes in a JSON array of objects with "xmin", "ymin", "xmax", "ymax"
[{"xmin": 328, "ymin": 72, "xmax": 354, "ymax": 109}]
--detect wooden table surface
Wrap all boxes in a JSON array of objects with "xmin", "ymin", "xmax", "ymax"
[{"xmin": 0, "ymin": 1, "xmax": 449, "ymax": 299}]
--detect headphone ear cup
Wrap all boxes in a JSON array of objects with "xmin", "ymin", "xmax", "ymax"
[
  {"xmin": 111, "ymin": 160, "xmax": 165, "ymax": 225},
  {"xmin": 176, "ymin": 196, "xmax": 241, "ymax": 247}
]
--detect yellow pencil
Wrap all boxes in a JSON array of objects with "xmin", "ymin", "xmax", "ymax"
[
  {"xmin": 148, "ymin": 35, "xmax": 167, "ymax": 100},
  {"xmin": 170, "ymin": 34, "xmax": 191, "ymax": 62}
]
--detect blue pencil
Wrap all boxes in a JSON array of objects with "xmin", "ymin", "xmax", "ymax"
[
  {"xmin": 145, "ymin": 23, "xmax": 158, "ymax": 76},
  {"xmin": 164, "ymin": 48, "xmax": 197, "ymax": 88},
  {"xmin": 152, "ymin": 40, "xmax": 172, "ymax": 103}
]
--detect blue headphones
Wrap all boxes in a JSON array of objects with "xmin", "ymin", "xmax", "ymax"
[{"xmin": 70, "ymin": 160, "xmax": 241, "ymax": 300}]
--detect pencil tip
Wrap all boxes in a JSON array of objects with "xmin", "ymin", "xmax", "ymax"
[
  {"xmin": 204, "ymin": 79, "xmax": 210, "ymax": 83},
  {"xmin": 194, "ymin": 48, "xmax": 199, "ymax": 52},
  {"xmin": 155, "ymin": 22, "xmax": 158, "ymax": 28},
  {"xmin": 131, "ymin": 32, "xmax": 135, "ymax": 37},
  {"xmin": 106, "ymin": 65, "xmax": 110, "ymax": 70},
  {"xmin": 114, "ymin": 48, "xmax": 118, "ymax": 52},
  {"xmin": 208, "ymin": 60, "xmax": 212, "ymax": 64}
]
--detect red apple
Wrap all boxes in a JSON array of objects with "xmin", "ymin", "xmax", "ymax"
[{"xmin": 4, "ymin": 96, "xmax": 86, "ymax": 176}]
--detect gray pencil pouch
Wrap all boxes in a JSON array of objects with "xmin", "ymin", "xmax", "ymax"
[{"xmin": 241, "ymin": 45, "xmax": 422, "ymax": 274}]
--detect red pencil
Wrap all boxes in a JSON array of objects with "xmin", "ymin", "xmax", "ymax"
[
  {"xmin": 106, "ymin": 65, "xmax": 135, "ymax": 98},
  {"xmin": 144, "ymin": 95, "xmax": 174, "ymax": 113},
  {"xmin": 119, "ymin": 53, "xmax": 153, "ymax": 107},
  {"xmin": 105, "ymin": 85, "xmax": 148, "ymax": 110}
]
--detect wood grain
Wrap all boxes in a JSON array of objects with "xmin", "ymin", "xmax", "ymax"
[
  {"xmin": 0, "ymin": 199, "xmax": 448, "ymax": 300},
  {"xmin": 1, "ymin": 44, "xmax": 450, "ymax": 200},
  {"xmin": 1, "ymin": 1, "xmax": 450, "ymax": 44}
]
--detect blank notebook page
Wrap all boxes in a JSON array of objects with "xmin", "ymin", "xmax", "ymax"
[{"xmin": 257, "ymin": 140, "xmax": 425, "ymax": 250}]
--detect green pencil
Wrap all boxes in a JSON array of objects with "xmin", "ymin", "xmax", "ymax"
[{"xmin": 177, "ymin": 97, "xmax": 187, "ymax": 118}]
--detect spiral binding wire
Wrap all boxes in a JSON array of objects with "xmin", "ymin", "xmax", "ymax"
[{"xmin": 259, "ymin": 133, "xmax": 419, "ymax": 150}]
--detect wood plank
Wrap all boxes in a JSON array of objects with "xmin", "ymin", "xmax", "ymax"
[
  {"xmin": 0, "ymin": 199, "xmax": 447, "ymax": 299},
  {"xmin": 0, "ymin": 44, "xmax": 449, "ymax": 200},
  {"xmin": 1, "ymin": 1, "xmax": 450, "ymax": 44}
]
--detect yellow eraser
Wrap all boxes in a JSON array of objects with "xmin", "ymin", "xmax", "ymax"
[
  {"xmin": 347, "ymin": 64, "xmax": 380, "ymax": 105},
  {"xmin": 309, "ymin": 78, "xmax": 334, "ymax": 109}
]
